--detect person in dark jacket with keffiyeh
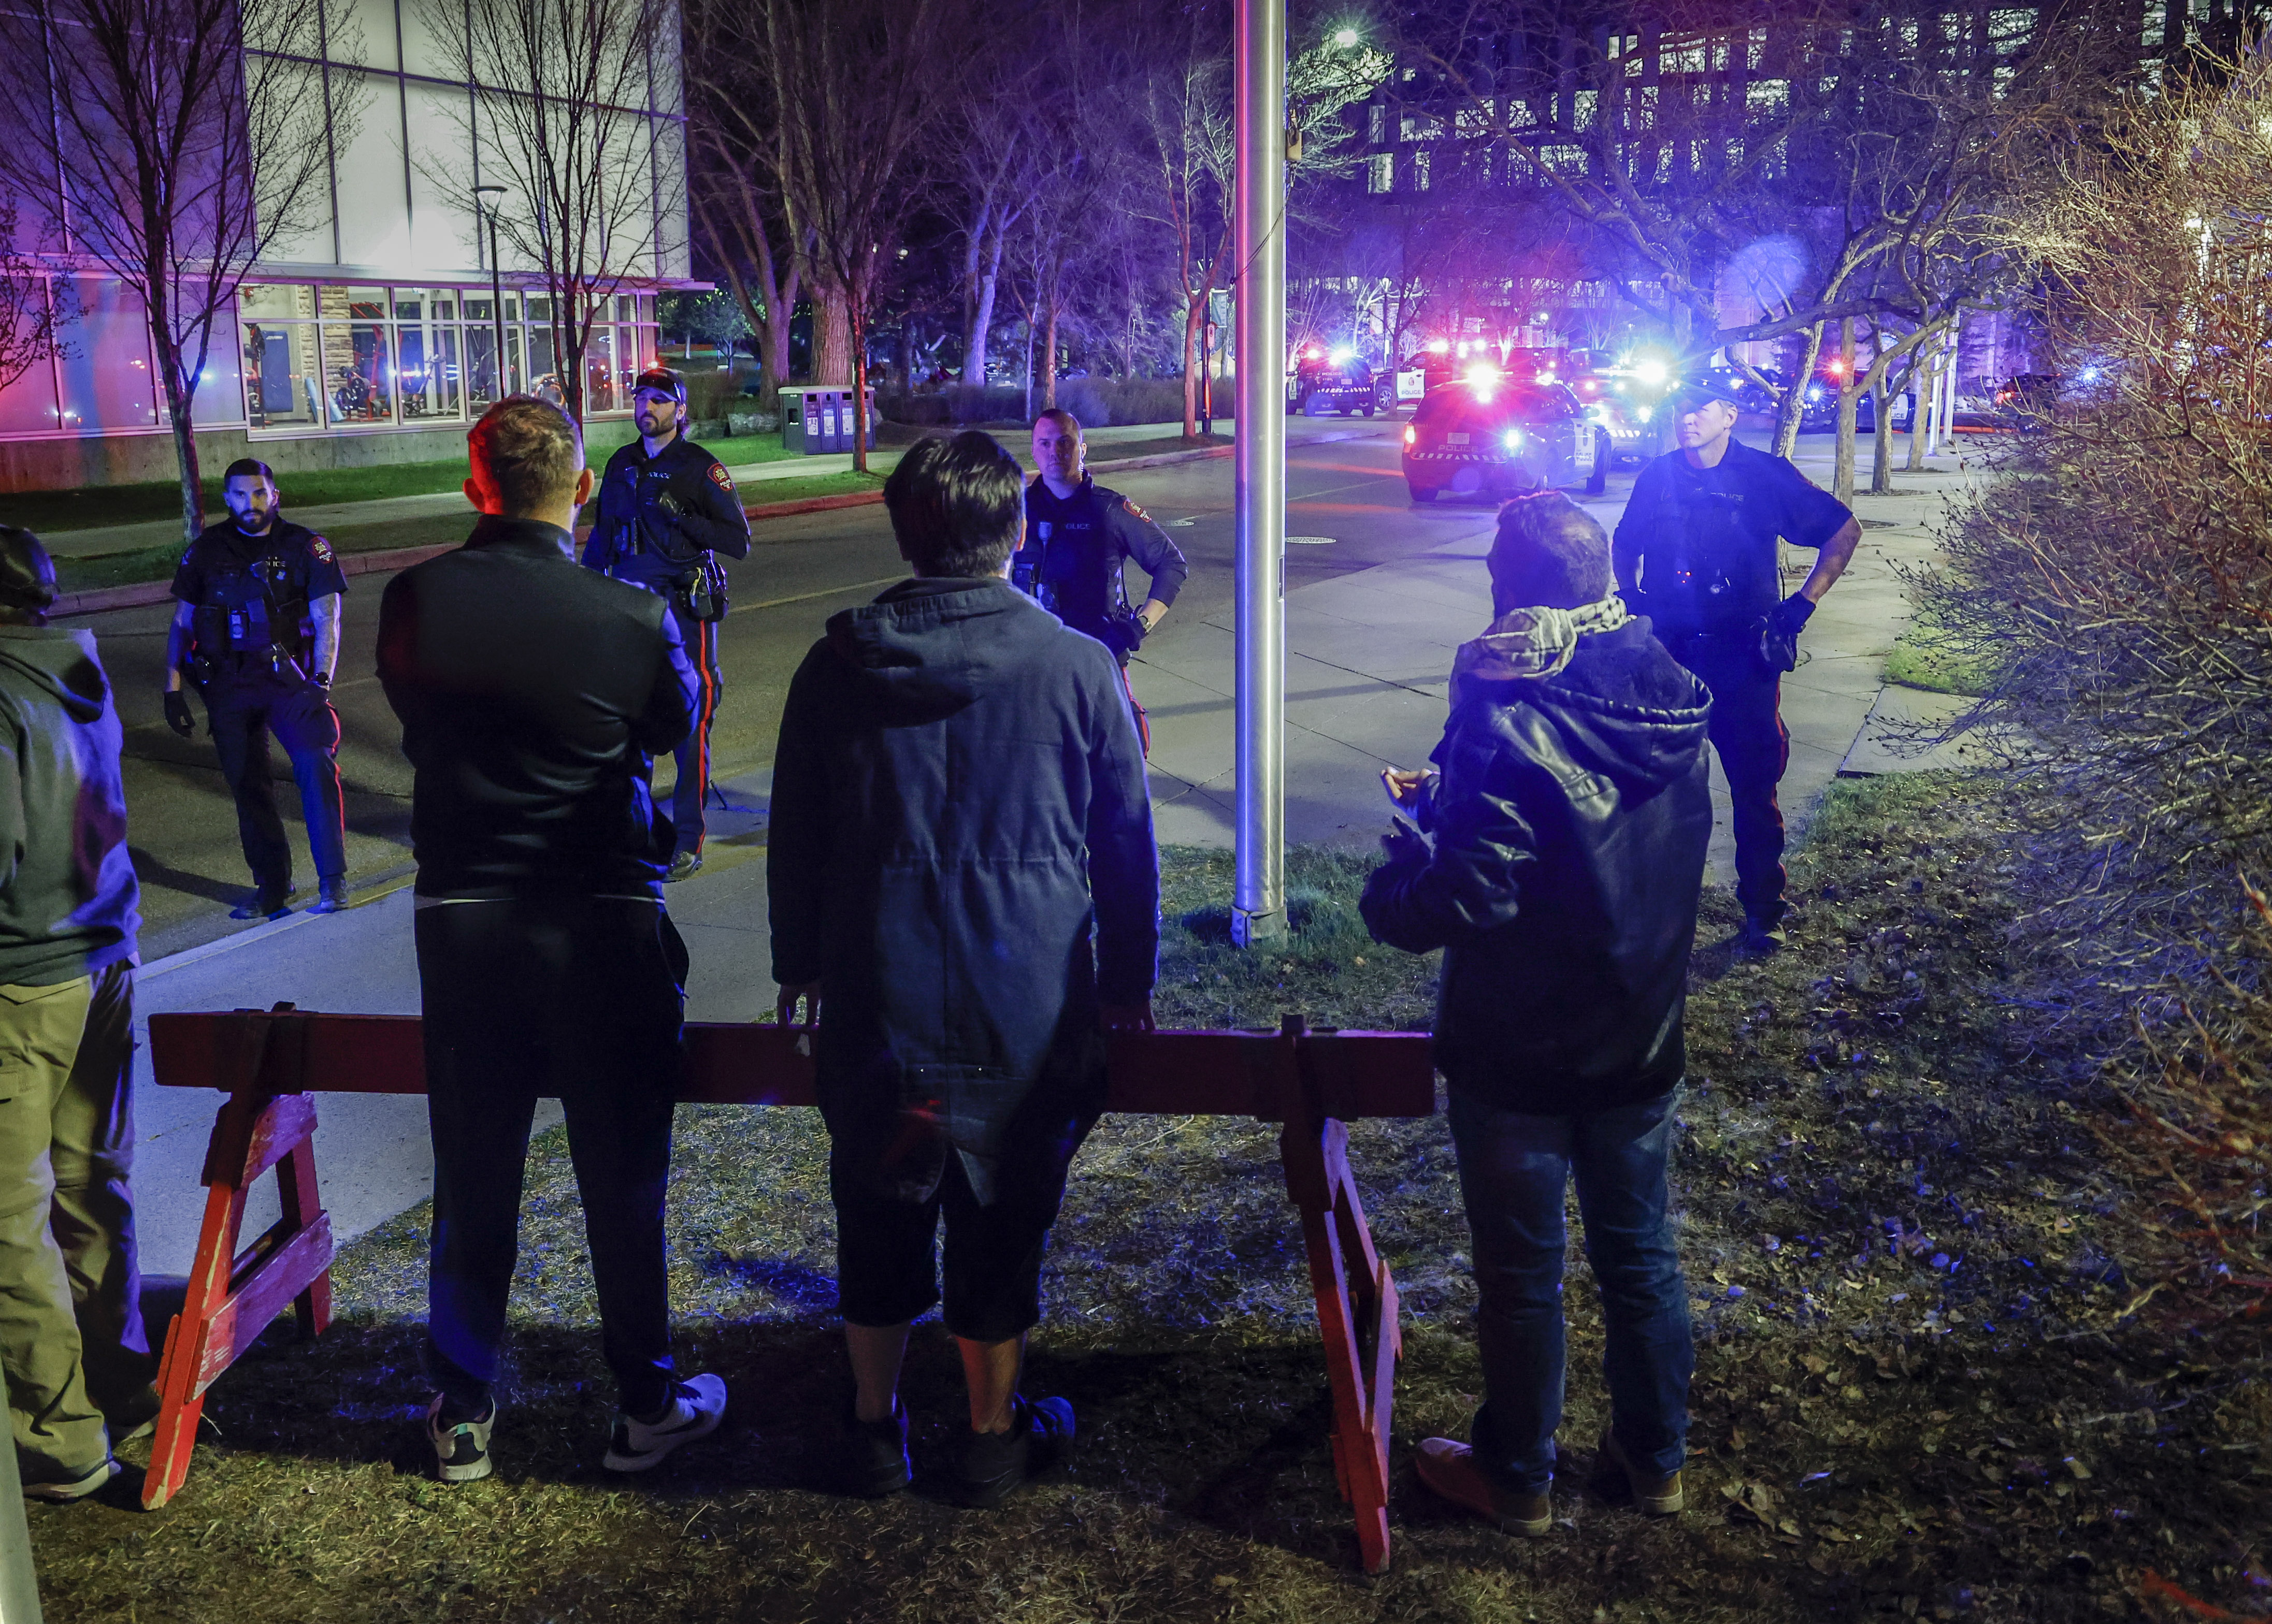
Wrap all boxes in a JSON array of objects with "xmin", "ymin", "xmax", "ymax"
[{"xmin": 1362, "ymin": 489, "xmax": 1714, "ymax": 1538}]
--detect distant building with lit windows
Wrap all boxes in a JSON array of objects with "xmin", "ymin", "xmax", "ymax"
[{"xmin": 0, "ymin": 0, "xmax": 693, "ymax": 492}]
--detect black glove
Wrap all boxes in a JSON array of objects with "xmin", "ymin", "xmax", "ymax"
[
  {"xmin": 1103, "ymin": 611, "xmax": 1146, "ymax": 659},
  {"xmin": 1761, "ymin": 594, "xmax": 1815, "ymax": 673},
  {"xmin": 163, "ymin": 689, "xmax": 196, "ymax": 738}
]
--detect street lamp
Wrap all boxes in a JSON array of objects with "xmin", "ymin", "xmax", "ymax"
[
  {"xmin": 474, "ymin": 184, "xmax": 508, "ymax": 402},
  {"xmin": 1333, "ymin": 25, "xmax": 1360, "ymax": 47}
]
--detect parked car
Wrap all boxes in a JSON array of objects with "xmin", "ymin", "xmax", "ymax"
[
  {"xmin": 1290, "ymin": 351, "xmax": 1378, "ymax": 417},
  {"xmin": 1402, "ymin": 379, "xmax": 1611, "ymax": 503}
]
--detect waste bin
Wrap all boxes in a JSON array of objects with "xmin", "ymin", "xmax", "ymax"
[{"xmin": 780, "ymin": 386, "xmax": 874, "ymax": 454}]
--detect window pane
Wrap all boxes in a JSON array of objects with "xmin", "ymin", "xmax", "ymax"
[
  {"xmin": 466, "ymin": 326, "xmax": 501, "ymax": 408},
  {"xmin": 323, "ymin": 321, "xmax": 395, "ymax": 425},
  {"xmin": 243, "ymin": 321, "xmax": 324, "ymax": 428},
  {"xmin": 0, "ymin": 284, "xmax": 58, "ymax": 433},
  {"xmin": 393, "ymin": 288, "xmax": 429, "ymax": 321},
  {"xmin": 342, "ymin": 285, "xmax": 390, "ymax": 321},
  {"xmin": 583, "ymin": 327, "xmax": 616, "ymax": 412},
  {"xmin": 57, "ymin": 278, "xmax": 157, "ymax": 431},
  {"xmin": 238, "ymin": 283, "xmax": 317, "ymax": 320},
  {"xmin": 526, "ymin": 324, "xmax": 560, "ymax": 404},
  {"xmin": 398, "ymin": 323, "xmax": 460, "ymax": 421}
]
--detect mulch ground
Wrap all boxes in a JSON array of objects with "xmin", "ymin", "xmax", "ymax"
[{"xmin": 24, "ymin": 773, "xmax": 2270, "ymax": 1622}]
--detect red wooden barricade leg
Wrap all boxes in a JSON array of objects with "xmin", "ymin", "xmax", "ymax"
[
  {"xmin": 1275, "ymin": 1017, "xmax": 1401, "ymax": 1575},
  {"xmin": 143, "ymin": 1008, "xmax": 336, "ymax": 1510}
]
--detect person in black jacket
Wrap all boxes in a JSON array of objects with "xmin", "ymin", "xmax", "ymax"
[
  {"xmin": 769, "ymin": 430, "xmax": 1158, "ymax": 1510},
  {"xmin": 161, "ymin": 459, "xmax": 350, "ymax": 918},
  {"xmin": 1362, "ymin": 490, "xmax": 1713, "ymax": 1538},
  {"xmin": 582, "ymin": 367, "xmax": 753, "ymax": 881},
  {"xmin": 378, "ymin": 397, "xmax": 725, "ymax": 1484}
]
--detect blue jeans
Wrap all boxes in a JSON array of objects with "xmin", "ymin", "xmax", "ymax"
[{"xmin": 1448, "ymin": 1085, "xmax": 1694, "ymax": 1493}]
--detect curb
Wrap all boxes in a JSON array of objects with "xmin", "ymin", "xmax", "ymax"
[{"xmin": 50, "ymin": 432, "xmax": 1347, "ymax": 613}]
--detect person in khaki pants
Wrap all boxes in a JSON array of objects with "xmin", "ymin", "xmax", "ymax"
[{"xmin": 0, "ymin": 527, "xmax": 146, "ymax": 1503}]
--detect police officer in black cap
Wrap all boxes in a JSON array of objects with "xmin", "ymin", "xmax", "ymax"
[
  {"xmin": 1015, "ymin": 410, "xmax": 1187, "ymax": 743},
  {"xmin": 583, "ymin": 368, "xmax": 752, "ymax": 880},
  {"xmin": 163, "ymin": 459, "xmax": 350, "ymax": 919},
  {"xmin": 1612, "ymin": 375, "xmax": 1861, "ymax": 954}
]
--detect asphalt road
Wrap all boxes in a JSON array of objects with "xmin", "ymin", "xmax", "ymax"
[{"xmin": 84, "ymin": 417, "xmax": 1643, "ymax": 962}]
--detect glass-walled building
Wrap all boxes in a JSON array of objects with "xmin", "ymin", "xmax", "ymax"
[{"xmin": 0, "ymin": 0, "xmax": 690, "ymax": 488}]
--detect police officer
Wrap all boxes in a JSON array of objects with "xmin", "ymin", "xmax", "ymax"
[
  {"xmin": 1016, "ymin": 409, "xmax": 1188, "ymax": 685},
  {"xmin": 1612, "ymin": 378, "xmax": 1861, "ymax": 954},
  {"xmin": 582, "ymin": 367, "xmax": 752, "ymax": 880},
  {"xmin": 163, "ymin": 458, "xmax": 349, "ymax": 919}
]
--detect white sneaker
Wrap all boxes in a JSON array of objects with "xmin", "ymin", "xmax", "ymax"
[
  {"xmin": 425, "ymin": 1394, "xmax": 496, "ymax": 1483},
  {"xmin": 603, "ymin": 1374, "xmax": 727, "ymax": 1472},
  {"xmin": 22, "ymin": 1457, "xmax": 120, "ymax": 1503}
]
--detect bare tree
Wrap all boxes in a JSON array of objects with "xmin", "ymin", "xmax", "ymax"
[
  {"xmin": 0, "ymin": 0, "xmax": 351, "ymax": 541},
  {"xmin": 685, "ymin": 0, "xmax": 802, "ymax": 404},
  {"xmin": 734, "ymin": 0, "xmax": 974, "ymax": 471},
  {"xmin": 0, "ymin": 202, "xmax": 70, "ymax": 396},
  {"xmin": 1133, "ymin": 10, "xmax": 1381, "ymax": 439},
  {"xmin": 420, "ymin": 0, "xmax": 677, "ymax": 424}
]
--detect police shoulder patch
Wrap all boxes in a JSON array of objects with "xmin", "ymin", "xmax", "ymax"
[
  {"xmin": 707, "ymin": 462, "xmax": 736, "ymax": 492},
  {"xmin": 1121, "ymin": 498, "xmax": 1151, "ymax": 522},
  {"xmin": 307, "ymin": 534, "xmax": 336, "ymax": 564}
]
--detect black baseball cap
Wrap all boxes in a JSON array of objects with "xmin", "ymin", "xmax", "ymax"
[
  {"xmin": 1667, "ymin": 375, "xmax": 1748, "ymax": 413},
  {"xmin": 630, "ymin": 367, "xmax": 687, "ymax": 404}
]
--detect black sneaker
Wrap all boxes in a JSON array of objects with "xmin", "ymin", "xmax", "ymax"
[
  {"xmin": 230, "ymin": 887, "xmax": 293, "ymax": 920},
  {"xmin": 665, "ymin": 850, "xmax": 704, "ymax": 883},
  {"xmin": 956, "ymin": 1395, "xmax": 1075, "ymax": 1509},
  {"xmin": 425, "ymin": 1394, "xmax": 496, "ymax": 1483},
  {"xmin": 309, "ymin": 877, "xmax": 350, "ymax": 914},
  {"xmin": 22, "ymin": 1457, "xmax": 121, "ymax": 1503},
  {"xmin": 1738, "ymin": 916, "xmax": 1787, "ymax": 955},
  {"xmin": 841, "ymin": 1397, "xmax": 911, "ymax": 1498},
  {"xmin": 602, "ymin": 1373, "xmax": 727, "ymax": 1472}
]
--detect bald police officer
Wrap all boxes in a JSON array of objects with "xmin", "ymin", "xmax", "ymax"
[
  {"xmin": 582, "ymin": 368, "xmax": 752, "ymax": 880},
  {"xmin": 1015, "ymin": 412, "xmax": 1187, "ymax": 748},
  {"xmin": 1612, "ymin": 379, "xmax": 1861, "ymax": 954},
  {"xmin": 163, "ymin": 458, "xmax": 349, "ymax": 919}
]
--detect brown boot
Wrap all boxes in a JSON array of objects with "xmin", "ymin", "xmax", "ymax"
[
  {"xmin": 1598, "ymin": 1428, "xmax": 1685, "ymax": 1515},
  {"xmin": 1414, "ymin": 1438, "xmax": 1552, "ymax": 1535}
]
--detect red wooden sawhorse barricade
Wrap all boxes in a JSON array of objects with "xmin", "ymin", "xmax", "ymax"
[{"xmin": 143, "ymin": 1006, "xmax": 1432, "ymax": 1571}]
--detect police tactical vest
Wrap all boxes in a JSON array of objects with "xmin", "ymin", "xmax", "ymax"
[{"xmin": 189, "ymin": 527, "xmax": 317, "ymax": 671}]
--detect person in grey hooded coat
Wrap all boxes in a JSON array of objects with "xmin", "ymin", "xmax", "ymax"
[
  {"xmin": 0, "ymin": 527, "xmax": 146, "ymax": 1504},
  {"xmin": 768, "ymin": 430, "xmax": 1158, "ymax": 1509}
]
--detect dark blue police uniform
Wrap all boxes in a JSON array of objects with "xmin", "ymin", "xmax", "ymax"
[
  {"xmin": 170, "ymin": 518, "xmax": 349, "ymax": 902},
  {"xmin": 1613, "ymin": 439, "xmax": 1850, "ymax": 929},
  {"xmin": 1013, "ymin": 475, "xmax": 1189, "ymax": 662},
  {"xmin": 581, "ymin": 432, "xmax": 752, "ymax": 858}
]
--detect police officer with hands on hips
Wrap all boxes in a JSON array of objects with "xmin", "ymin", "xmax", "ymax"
[
  {"xmin": 163, "ymin": 457, "xmax": 350, "ymax": 919},
  {"xmin": 1612, "ymin": 376, "xmax": 1861, "ymax": 955},
  {"xmin": 583, "ymin": 367, "xmax": 752, "ymax": 880},
  {"xmin": 1017, "ymin": 410, "xmax": 1188, "ymax": 683}
]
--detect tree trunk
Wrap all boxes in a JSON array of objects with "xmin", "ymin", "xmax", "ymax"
[
  {"xmin": 1833, "ymin": 317, "xmax": 1858, "ymax": 506},
  {"xmin": 1041, "ymin": 260, "xmax": 1061, "ymax": 410},
  {"xmin": 1905, "ymin": 344, "xmax": 1933, "ymax": 472},
  {"xmin": 1774, "ymin": 323, "xmax": 1824, "ymax": 460},
  {"xmin": 813, "ymin": 285, "xmax": 852, "ymax": 385},
  {"xmin": 1871, "ymin": 378, "xmax": 1894, "ymax": 495},
  {"xmin": 151, "ymin": 324, "xmax": 204, "ymax": 544},
  {"xmin": 1020, "ymin": 315, "xmax": 1034, "ymax": 422},
  {"xmin": 850, "ymin": 294, "xmax": 870, "ymax": 475},
  {"xmin": 967, "ymin": 225, "xmax": 1003, "ymax": 384}
]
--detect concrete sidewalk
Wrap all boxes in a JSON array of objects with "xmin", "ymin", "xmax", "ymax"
[
  {"xmin": 1139, "ymin": 442, "xmax": 1980, "ymax": 890},
  {"xmin": 40, "ymin": 419, "xmax": 1238, "ymax": 560},
  {"xmin": 126, "ymin": 431, "xmax": 1985, "ymax": 1283}
]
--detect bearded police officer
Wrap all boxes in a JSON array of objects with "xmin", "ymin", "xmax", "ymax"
[
  {"xmin": 582, "ymin": 368, "xmax": 752, "ymax": 881},
  {"xmin": 1612, "ymin": 378, "xmax": 1861, "ymax": 955},
  {"xmin": 163, "ymin": 459, "xmax": 349, "ymax": 919},
  {"xmin": 1016, "ymin": 410, "xmax": 1188, "ymax": 670}
]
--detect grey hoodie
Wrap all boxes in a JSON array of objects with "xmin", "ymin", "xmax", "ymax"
[{"xmin": 0, "ymin": 626, "xmax": 140, "ymax": 987}]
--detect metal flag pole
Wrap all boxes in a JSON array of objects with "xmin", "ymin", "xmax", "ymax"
[{"xmin": 1232, "ymin": 0, "xmax": 1287, "ymax": 947}]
